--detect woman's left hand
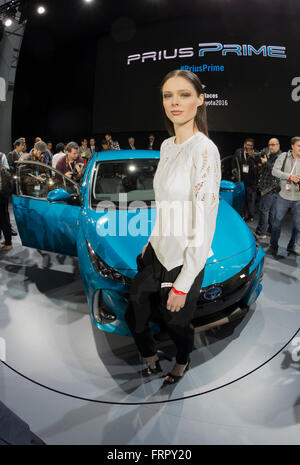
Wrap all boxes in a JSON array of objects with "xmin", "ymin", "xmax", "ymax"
[{"xmin": 166, "ymin": 290, "xmax": 187, "ymax": 312}]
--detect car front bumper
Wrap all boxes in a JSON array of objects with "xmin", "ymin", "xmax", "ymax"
[{"xmin": 86, "ymin": 243, "xmax": 265, "ymax": 336}]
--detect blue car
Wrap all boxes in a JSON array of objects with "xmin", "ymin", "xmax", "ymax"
[{"xmin": 12, "ymin": 150, "xmax": 265, "ymax": 336}]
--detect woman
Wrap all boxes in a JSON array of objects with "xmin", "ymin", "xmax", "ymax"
[{"xmin": 125, "ymin": 70, "xmax": 221, "ymax": 384}]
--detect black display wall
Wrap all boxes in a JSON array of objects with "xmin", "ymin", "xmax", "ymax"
[
  {"xmin": 12, "ymin": 29, "xmax": 97, "ymax": 144},
  {"xmin": 11, "ymin": 0, "xmax": 300, "ymax": 152},
  {"xmin": 93, "ymin": 15, "xmax": 299, "ymax": 136}
]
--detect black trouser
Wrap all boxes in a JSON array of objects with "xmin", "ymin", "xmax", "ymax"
[
  {"xmin": 125, "ymin": 242, "xmax": 205, "ymax": 365},
  {"xmin": 0, "ymin": 197, "xmax": 12, "ymax": 246},
  {"xmin": 244, "ymin": 185, "xmax": 257, "ymax": 219}
]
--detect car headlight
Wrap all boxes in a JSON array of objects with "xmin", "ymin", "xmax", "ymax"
[{"xmin": 87, "ymin": 241, "xmax": 131, "ymax": 285}]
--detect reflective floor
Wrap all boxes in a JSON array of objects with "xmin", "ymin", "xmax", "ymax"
[{"xmin": 0, "ymin": 208, "xmax": 299, "ymax": 444}]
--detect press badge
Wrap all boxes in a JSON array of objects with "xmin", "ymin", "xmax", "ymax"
[
  {"xmin": 242, "ymin": 164, "xmax": 249, "ymax": 173},
  {"xmin": 286, "ymin": 181, "xmax": 291, "ymax": 191}
]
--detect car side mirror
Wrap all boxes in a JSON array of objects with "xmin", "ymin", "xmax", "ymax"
[
  {"xmin": 47, "ymin": 188, "xmax": 71, "ymax": 203},
  {"xmin": 220, "ymin": 180, "xmax": 236, "ymax": 190}
]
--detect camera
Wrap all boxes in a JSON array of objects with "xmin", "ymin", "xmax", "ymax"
[{"xmin": 70, "ymin": 168, "xmax": 78, "ymax": 181}]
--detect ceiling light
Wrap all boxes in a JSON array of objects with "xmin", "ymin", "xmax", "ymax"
[
  {"xmin": 4, "ymin": 18, "xmax": 12, "ymax": 27},
  {"xmin": 37, "ymin": 6, "xmax": 46, "ymax": 15}
]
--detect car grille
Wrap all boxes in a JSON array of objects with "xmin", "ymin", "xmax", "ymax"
[{"xmin": 197, "ymin": 261, "xmax": 256, "ymax": 306}]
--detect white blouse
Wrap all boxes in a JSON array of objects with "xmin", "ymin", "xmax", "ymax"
[{"xmin": 149, "ymin": 132, "xmax": 221, "ymax": 294}]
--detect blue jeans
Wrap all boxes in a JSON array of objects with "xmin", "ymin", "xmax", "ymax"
[
  {"xmin": 270, "ymin": 195, "xmax": 300, "ymax": 250},
  {"xmin": 256, "ymin": 192, "xmax": 277, "ymax": 235}
]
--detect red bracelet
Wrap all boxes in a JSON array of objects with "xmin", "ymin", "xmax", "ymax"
[{"xmin": 172, "ymin": 287, "xmax": 187, "ymax": 296}]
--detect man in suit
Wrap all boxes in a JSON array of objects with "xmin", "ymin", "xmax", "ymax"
[
  {"xmin": 127, "ymin": 136, "xmax": 136, "ymax": 150},
  {"xmin": 89, "ymin": 137, "xmax": 98, "ymax": 155},
  {"xmin": 7, "ymin": 139, "xmax": 24, "ymax": 174},
  {"xmin": 148, "ymin": 134, "xmax": 155, "ymax": 150},
  {"xmin": 46, "ymin": 141, "xmax": 54, "ymax": 160}
]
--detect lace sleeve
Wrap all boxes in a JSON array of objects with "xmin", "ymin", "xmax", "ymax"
[
  {"xmin": 173, "ymin": 141, "xmax": 221, "ymax": 294},
  {"xmin": 193, "ymin": 147, "xmax": 221, "ymax": 208}
]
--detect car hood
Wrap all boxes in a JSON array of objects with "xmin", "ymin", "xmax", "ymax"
[{"xmin": 81, "ymin": 199, "xmax": 256, "ymax": 277}]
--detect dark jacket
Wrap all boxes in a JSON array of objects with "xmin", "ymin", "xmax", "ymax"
[
  {"xmin": 7, "ymin": 150, "xmax": 21, "ymax": 174},
  {"xmin": 89, "ymin": 145, "xmax": 99, "ymax": 154},
  {"xmin": 257, "ymin": 150, "xmax": 282, "ymax": 195},
  {"xmin": 234, "ymin": 148, "xmax": 260, "ymax": 187}
]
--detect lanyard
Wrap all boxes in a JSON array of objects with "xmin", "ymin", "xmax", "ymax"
[
  {"xmin": 66, "ymin": 158, "xmax": 74, "ymax": 171},
  {"xmin": 290, "ymin": 156, "xmax": 298, "ymax": 176}
]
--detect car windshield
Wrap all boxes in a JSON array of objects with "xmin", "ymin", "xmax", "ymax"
[{"xmin": 91, "ymin": 159, "xmax": 159, "ymax": 209}]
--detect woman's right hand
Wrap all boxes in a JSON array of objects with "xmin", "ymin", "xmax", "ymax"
[{"xmin": 142, "ymin": 243, "xmax": 148, "ymax": 258}]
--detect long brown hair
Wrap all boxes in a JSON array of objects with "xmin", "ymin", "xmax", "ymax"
[{"xmin": 160, "ymin": 69, "xmax": 208, "ymax": 137}]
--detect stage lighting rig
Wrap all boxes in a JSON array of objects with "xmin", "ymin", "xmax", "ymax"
[
  {"xmin": 0, "ymin": 0, "xmax": 22, "ymax": 21},
  {"xmin": 0, "ymin": 0, "xmax": 23, "ymax": 25},
  {"xmin": 0, "ymin": 1, "xmax": 46, "ymax": 26}
]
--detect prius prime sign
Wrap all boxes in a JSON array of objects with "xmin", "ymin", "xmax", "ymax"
[{"xmin": 127, "ymin": 42, "xmax": 287, "ymax": 65}]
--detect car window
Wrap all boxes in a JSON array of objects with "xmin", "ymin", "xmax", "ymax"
[
  {"xmin": 17, "ymin": 162, "xmax": 79, "ymax": 199},
  {"xmin": 91, "ymin": 159, "xmax": 159, "ymax": 209},
  {"xmin": 221, "ymin": 155, "xmax": 241, "ymax": 184}
]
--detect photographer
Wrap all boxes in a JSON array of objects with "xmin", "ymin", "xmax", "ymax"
[
  {"xmin": 255, "ymin": 138, "xmax": 281, "ymax": 239},
  {"xmin": 55, "ymin": 142, "xmax": 84, "ymax": 182},
  {"xmin": 21, "ymin": 141, "xmax": 53, "ymax": 197},
  {"xmin": 234, "ymin": 138, "xmax": 260, "ymax": 222},
  {"xmin": 267, "ymin": 136, "xmax": 300, "ymax": 256}
]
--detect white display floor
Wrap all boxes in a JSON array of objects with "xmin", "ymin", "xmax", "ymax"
[{"xmin": 0, "ymin": 210, "xmax": 299, "ymax": 444}]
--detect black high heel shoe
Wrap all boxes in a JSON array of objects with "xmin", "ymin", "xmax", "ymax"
[
  {"xmin": 141, "ymin": 350, "xmax": 172, "ymax": 377},
  {"xmin": 142, "ymin": 359, "xmax": 162, "ymax": 377},
  {"xmin": 163, "ymin": 358, "xmax": 190, "ymax": 385}
]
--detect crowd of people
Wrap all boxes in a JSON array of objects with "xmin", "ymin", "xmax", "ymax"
[
  {"xmin": 0, "ymin": 133, "xmax": 157, "ymax": 251},
  {"xmin": 0, "ymin": 133, "xmax": 300, "ymax": 257},
  {"xmin": 235, "ymin": 136, "xmax": 300, "ymax": 256},
  {"xmin": 3, "ymin": 133, "xmax": 157, "ymax": 168}
]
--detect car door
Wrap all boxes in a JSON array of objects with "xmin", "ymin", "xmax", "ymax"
[
  {"xmin": 12, "ymin": 161, "xmax": 82, "ymax": 256},
  {"xmin": 220, "ymin": 155, "xmax": 245, "ymax": 215}
]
